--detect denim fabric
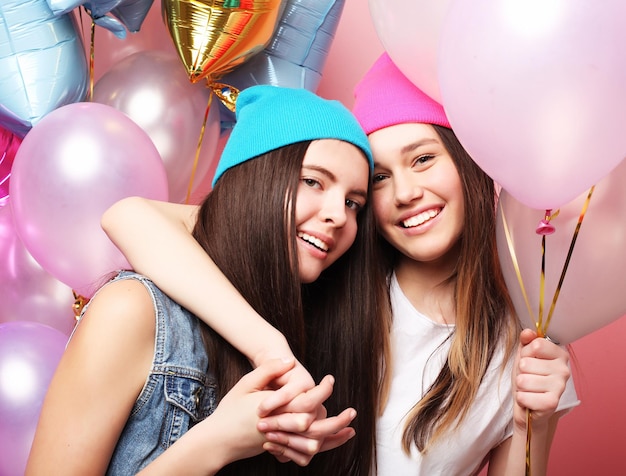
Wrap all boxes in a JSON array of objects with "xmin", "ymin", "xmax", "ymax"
[{"xmin": 101, "ymin": 271, "xmax": 217, "ymax": 475}]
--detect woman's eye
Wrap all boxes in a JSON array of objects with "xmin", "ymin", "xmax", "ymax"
[
  {"xmin": 372, "ymin": 173, "xmax": 387, "ymax": 184},
  {"xmin": 414, "ymin": 154, "xmax": 434, "ymax": 166},
  {"xmin": 302, "ymin": 178, "xmax": 321, "ymax": 188},
  {"xmin": 346, "ymin": 199, "xmax": 362, "ymax": 211}
]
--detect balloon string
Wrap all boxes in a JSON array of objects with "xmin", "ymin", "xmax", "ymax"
[
  {"xmin": 542, "ymin": 186, "xmax": 595, "ymax": 334},
  {"xmin": 537, "ymin": 234, "xmax": 546, "ymax": 337},
  {"xmin": 499, "ymin": 206, "xmax": 535, "ymax": 324},
  {"xmin": 88, "ymin": 18, "xmax": 95, "ymax": 101},
  {"xmin": 185, "ymin": 93, "xmax": 214, "ymax": 204},
  {"xmin": 501, "ymin": 188, "xmax": 594, "ymax": 476},
  {"xmin": 525, "ymin": 409, "xmax": 533, "ymax": 476}
]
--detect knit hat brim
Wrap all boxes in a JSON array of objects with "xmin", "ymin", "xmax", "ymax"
[{"xmin": 213, "ymin": 85, "xmax": 373, "ymax": 186}]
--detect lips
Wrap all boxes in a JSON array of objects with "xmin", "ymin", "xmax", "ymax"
[
  {"xmin": 297, "ymin": 231, "xmax": 330, "ymax": 252},
  {"xmin": 400, "ymin": 207, "xmax": 441, "ymax": 228}
]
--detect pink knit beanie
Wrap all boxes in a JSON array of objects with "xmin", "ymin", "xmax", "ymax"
[{"xmin": 352, "ymin": 53, "xmax": 450, "ymax": 135}]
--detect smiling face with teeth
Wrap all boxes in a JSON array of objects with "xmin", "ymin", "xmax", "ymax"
[
  {"xmin": 369, "ymin": 122, "xmax": 465, "ymax": 269},
  {"xmin": 294, "ymin": 139, "xmax": 370, "ymax": 284}
]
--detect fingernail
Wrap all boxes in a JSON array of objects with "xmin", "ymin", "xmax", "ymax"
[{"xmin": 257, "ymin": 421, "xmax": 268, "ymax": 431}]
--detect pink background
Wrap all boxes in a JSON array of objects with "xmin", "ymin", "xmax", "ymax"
[{"xmin": 87, "ymin": 1, "xmax": 625, "ymax": 474}]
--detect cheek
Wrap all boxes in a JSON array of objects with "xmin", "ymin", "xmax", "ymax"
[
  {"xmin": 337, "ymin": 218, "xmax": 359, "ymax": 254},
  {"xmin": 372, "ymin": 191, "xmax": 391, "ymax": 224}
]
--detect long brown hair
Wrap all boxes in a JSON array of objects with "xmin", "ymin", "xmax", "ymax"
[
  {"xmin": 377, "ymin": 125, "xmax": 519, "ymax": 453},
  {"xmin": 193, "ymin": 141, "xmax": 388, "ymax": 475}
]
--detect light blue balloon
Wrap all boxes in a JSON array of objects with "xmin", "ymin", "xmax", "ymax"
[
  {"xmin": 46, "ymin": 0, "xmax": 84, "ymax": 15},
  {"xmin": 219, "ymin": 0, "xmax": 346, "ymax": 128},
  {"xmin": 0, "ymin": 0, "xmax": 89, "ymax": 137},
  {"xmin": 46, "ymin": 0, "xmax": 154, "ymax": 36},
  {"xmin": 110, "ymin": 0, "xmax": 154, "ymax": 33}
]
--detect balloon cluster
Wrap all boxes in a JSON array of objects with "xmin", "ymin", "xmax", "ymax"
[
  {"xmin": 369, "ymin": 0, "xmax": 626, "ymax": 343},
  {"xmin": 0, "ymin": 2, "xmax": 347, "ymax": 472}
]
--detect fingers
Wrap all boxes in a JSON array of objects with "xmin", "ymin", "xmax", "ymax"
[
  {"xmin": 277, "ymin": 374, "xmax": 335, "ymax": 415},
  {"xmin": 238, "ymin": 357, "xmax": 296, "ymax": 394},
  {"xmin": 262, "ymin": 425, "xmax": 356, "ymax": 466},
  {"xmin": 257, "ymin": 362, "xmax": 316, "ymax": 417},
  {"xmin": 514, "ymin": 329, "xmax": 570, "ymax": 415},
  {"xmin": 518, "ymin": 330, "xmax": 569, "ymax": 362},
  {"xmin": 257, "ymin": 375, "xmax": 336, "ymax": 432}
]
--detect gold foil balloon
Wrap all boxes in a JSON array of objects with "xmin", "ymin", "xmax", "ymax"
[{"xmin": 163, "ymin": 0, "xmax": 285, "ymax": 85}]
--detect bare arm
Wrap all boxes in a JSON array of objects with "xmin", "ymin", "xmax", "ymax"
[
  {"xmin": 101, "ymin": 198, "xmax": 361, "ymax": 462},
  {"xmin": 101, "ymin": 197, "xmax": 294, "ymax": 369},
  {"xmin": 26, "ymin": 279, "xmax": 156, "ymax": 474},
  {"xmin": 488, "ymin": 329, "xmax": 571, "ymax": 476}
]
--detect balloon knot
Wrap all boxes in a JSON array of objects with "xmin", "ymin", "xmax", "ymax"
[{"xmin": 535, "ymin": 209, "xmax": 557, "ymax": 235}]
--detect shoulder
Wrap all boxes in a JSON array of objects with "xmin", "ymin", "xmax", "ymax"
[
  {"xmin": 73, "ymin": 276, "xmax": 156, "ymax": 362},
  {"xmin": 82, "ymin": 276, "xmax": 154, "ymax": 329}
]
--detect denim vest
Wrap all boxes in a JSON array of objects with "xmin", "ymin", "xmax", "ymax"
[{"xmin": 95, "ymin": 271, "xmax": 218, "ymax": 474}]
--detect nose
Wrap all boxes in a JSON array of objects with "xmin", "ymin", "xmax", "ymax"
[
  {"xmin": 393, "ymin": 173, "xmax": 423, "ymax": 205},
  {"xmin": 321, "ymin": 193, "xmax": 348, "ymax": 228}
]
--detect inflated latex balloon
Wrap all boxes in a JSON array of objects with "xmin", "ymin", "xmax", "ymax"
[
  {"xmin": 219, "ymin": 0, "xmax": 345, "ymax": 126},
  {"xmin": 93, "ymin": 50, "xmax": 221, "ymax": 203},
  {"xmin": 369, "ymin": 0, "xmax": 450, "ymax": 103},
  {"xmin": 163, "ymin": 0, "xmax": 286, "ymax": 84},
  {"xmin": 439, "ymin": 0, "xmax": 626, "ymax": 210},
  {"xmin": 0, "ymin": 205, "xmax": 76, "ymax": 336},
  {"xmin": 496, "ymin": 158, "xmax": 626, "ymax": 345},
  {"xmin": 0, "ymin": 322, "xmax": 68, "ymax": 476},
  {"xmin": 0, "ymin": 0, "xmax": 89, "ymax": 137},
  {"xmin": 9, "ymin": 102, "xmax": 169, "ymax": 297},
  {"xmin": 0, "ymin": 127, "xmax": 22, "ymax": 208}
]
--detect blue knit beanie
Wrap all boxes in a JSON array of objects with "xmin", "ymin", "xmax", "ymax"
[{"xmin": 212, "ymin": 85, "xmax": 373, "ymax": 186}]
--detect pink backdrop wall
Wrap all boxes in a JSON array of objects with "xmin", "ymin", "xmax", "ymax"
[{"xmin": 84, "ymin": 1, "xmax": 625, "ymax": 474}]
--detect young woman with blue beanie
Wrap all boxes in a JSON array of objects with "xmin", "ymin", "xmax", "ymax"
[{"xmin": 27, "ymin": 85, "xmax": 387, "ymax": 475}]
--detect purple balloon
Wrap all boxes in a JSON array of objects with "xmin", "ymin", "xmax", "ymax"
[
  {"xmin": 0, "ymin": 322, "xmax": 68, "ymax": 476},
  {"xmin": 0, "ymin": 205, "xmax": 76, "ymax": 335},
  {"xmin": 9, "ymin": 102, "xmax": 169, "ymax": 297}
]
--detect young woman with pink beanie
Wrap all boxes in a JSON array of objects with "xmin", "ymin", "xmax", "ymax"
[
  {"xmin": 100, "ymin": 57, "xmax": 578, "ymax": 475},
  {"xmin": 350, "ymin": 52, "xmax": 578, "ymax": 475}
]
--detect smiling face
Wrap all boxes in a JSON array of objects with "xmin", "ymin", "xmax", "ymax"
[
  {"xmin": 294, "ymin": 139, "xmax": 370, "ymax": 283},
  {"xmin": 369, "ymin": 123, "xmax": 465, "ymax": 267}
]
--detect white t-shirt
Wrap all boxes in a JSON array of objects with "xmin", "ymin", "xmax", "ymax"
[{"xmin": 375, "ymin": 274, "xmax": 579, "ymax": 475}]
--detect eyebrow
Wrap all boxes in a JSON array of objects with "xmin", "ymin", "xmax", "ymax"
[
  {"xmin": 303, "ymin": 164, "xmax": 368, "ymax": 200},
  {"xmin": 400, "ymin": 137, "xmax": 440, "ymax": 155}
]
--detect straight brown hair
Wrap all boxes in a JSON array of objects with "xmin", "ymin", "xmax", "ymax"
[
  {"xmin": 193, "ymin": 141, "xmax": 388, "ymax": 475},
  {"xmin": 375, "ymin": 126, "xmax": 519, "ymax": 453}
]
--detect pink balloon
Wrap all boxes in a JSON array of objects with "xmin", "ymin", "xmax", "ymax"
[
  {"xmin": 9, "ymin": 102, "xmax": 168, "ymax": 296},
  {"xmin": 0, "ymin": 321, "xmax": 68, "ymax": 476},
  {"xmin": 496, "ymin": 157, "xmax": 626, "ymax": 345},
  {"xmin": 0, "ymin": 205, "xmax": 76, "ymax": 335},
  {"xmin": 369, "ymin": 0, "xmax": 451, "ymax": 102},
  {"xmin": 439, "ymin": 0, "xmax": 626, "ymax": 210},
  {"xmin": 93, "ymin": 50, "xmax": 221, "ymax": 203},
  {"xmin": 0, "ymin": 126, "xmax": 22, "ymax": 208}
]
